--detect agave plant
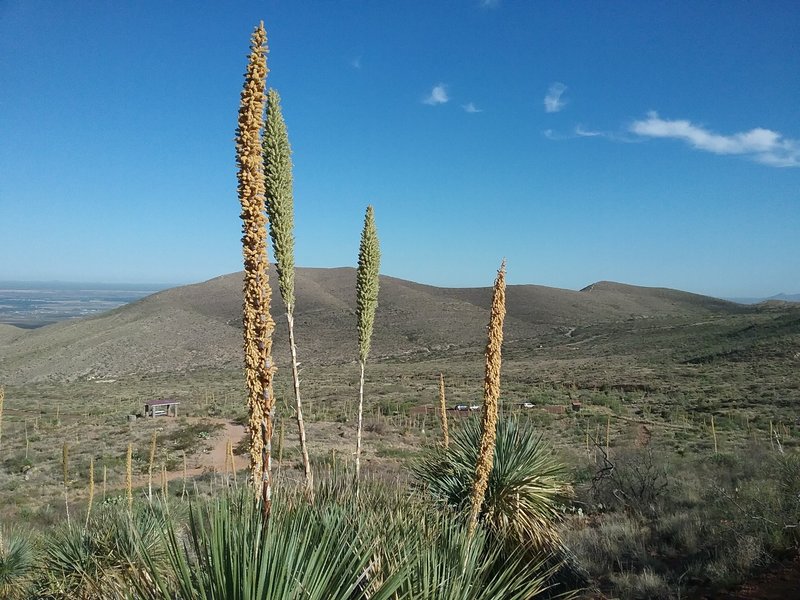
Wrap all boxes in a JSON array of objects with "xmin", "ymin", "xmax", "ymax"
[
  {"xmin": 413, "ymin": 417, "xmax": 572, "ymax": 550},
  {"xmin": 0, "ymin": 529, "xmax": 33, "ymax": 600}
]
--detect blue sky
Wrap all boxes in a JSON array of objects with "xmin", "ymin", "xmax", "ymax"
[{"xmin": 1, "ymin": 1, "xmax": 798, "ymax": 298}]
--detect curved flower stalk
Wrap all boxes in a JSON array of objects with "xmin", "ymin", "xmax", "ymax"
[{"xmin": 468, "ymin": 260, "xmax": 506, "ymax": 536}]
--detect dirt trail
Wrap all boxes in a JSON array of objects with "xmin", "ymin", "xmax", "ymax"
[{"xmin": 119, "ymin": 418, "xmax": 248, "ymax": 491}]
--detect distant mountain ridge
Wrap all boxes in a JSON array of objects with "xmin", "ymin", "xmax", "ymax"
[
  {"xmin": 728, "ymin": 293, "xmax": 800, "ymax": 305},
  {"xmin": 0, "ymin": 268, "xmax": 752, "ymax": 384}
]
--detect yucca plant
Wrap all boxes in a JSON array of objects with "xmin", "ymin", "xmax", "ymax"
[
  {"xmin": 235, "ymin": 21, "xmax": 277, "ymax": 515},
  {"xmin": 131, "ymin": 492, "xmax": 405, "ymax": 600},
  {"xmin": 468, "ymin": 260, "xmax": 506, "ymax": 536},
  {"xmin": 355, "ymin": 205, "xmax": 380, "ymax": 488},
  {"xmin": 414, "ymin": 417, "xmax": 572, "ymax": 551},
  {"xmin": 38, "ymin": 503, "xmax": 171, "ymax": 600},
  {"xmin": 0, "ymin": 529, "xmax": 34, "ymax": 600},
  {"xmin": 315, "ymin": 475, "xmax": 560, "ymax": 600},
  {"xmin": 263, "ymin": 87, "xmax": 313, "ymax": 498}
]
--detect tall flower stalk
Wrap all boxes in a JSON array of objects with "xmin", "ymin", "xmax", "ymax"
[
  {"xmin": 355, "ymin": 206, "xmax": 380, "ymax": 490},
  {"xmin": 263, "ymin": 88, "xmax": 313, "ymax": 499},
  {"xmin": 439, "ymin": 373, "xmax": 449, "ymax": 448},
  {"xmin": 0, "ymin": 387, "xmax": 4, "ymax": 454},
  {"xmin": 468, "ymin": 260, "xmax": 507, "ymax": 536},
  {"xmin": 235, "ymin": 22, "xmax": 276, "ymax": 518}
]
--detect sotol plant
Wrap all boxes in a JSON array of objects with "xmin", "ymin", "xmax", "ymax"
[
  {"xmin": 235, "ymin": 22, "xmax": 277, "ymax": 516},
  {"xmin": 355, "ymin": 205, "xmax": 380, "ymax": 488},
  {"xmin": 262, "ymin": 87, "xmax": 313, "ymax": 499},
  {"xmin": 468, "ymin": 260, "xmax": 506, "ymax": 536}
]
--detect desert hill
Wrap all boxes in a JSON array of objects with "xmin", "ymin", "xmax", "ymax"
[{"xmin": 0, "ymin": 268, "xmax": 749, "ymax": 384}]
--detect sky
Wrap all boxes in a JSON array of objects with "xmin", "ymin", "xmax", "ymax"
[{"xmin": 1, "ymin": 1, "xmax": 798, "ymax": 298}]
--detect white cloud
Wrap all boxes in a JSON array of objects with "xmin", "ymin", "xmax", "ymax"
[
  {"xmin": 630, "ymin": 112, "xmax": 799, "ymax": 167},
  {"xmin": 423, "ymin": 84, "xmax": 449, "ymax": 106},
  {"xmin": 480, "ymin": 0, "xmax": 500, "ymax": 7},
  {"xmin": 544, "ymin": 82, "xmax": 567, "ymax": 113},
  {"xmin": 462, "ymin": 102, "xmax": 482, "ymax": 113},
  {"xmin": 575, "ymin": 125, "xmax": 603, "ymax": 137},
  {"xmin": 350, "ymin": 56, "xmax": 361, "ymax": 69}
]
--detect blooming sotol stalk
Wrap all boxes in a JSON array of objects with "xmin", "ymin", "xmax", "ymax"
[
  {"xmin": 439, "ymin": 373, "xmax": 449, "ymax": 448},
  {"xmin": 263, "ymin": 88, "xmax": 313, "ymax": 499},
  {"xmin": 468, "ymin": 260, "xmax": 507, "ymax": 536},
  {"xmin": 355, "ymin": 206, "xmax": 380, "ymax": 489},
  {"xmin": 235, "ymin": 22, "xmax": 276, "ymax": 515}
]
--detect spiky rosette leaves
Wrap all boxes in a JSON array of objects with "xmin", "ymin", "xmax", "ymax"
[
  {"xmin": 235, "ymin": 22, "xmax": 275, "ymax": 486},
  {"xmin": 468, "ymin": 260, "xmax": 506, "ymax": 535},
  {"xmin": 0, "ymin": 529, "xmax": 33, "ymax": 600},
  {"xmin": 263, "ymin": 88, "xmax": 296, "ymax": 309},
  {"xmin": 414, "ymin": 417, "xmax": 571, "ymax": 551},
  {"xmin": 356, "ymin": 206, "xmax": 380, "ymax": 363}
]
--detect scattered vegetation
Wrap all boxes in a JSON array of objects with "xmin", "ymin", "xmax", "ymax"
[{"xmin": 0, "ymin": 19, "xmax": 797, "ymax": 600}]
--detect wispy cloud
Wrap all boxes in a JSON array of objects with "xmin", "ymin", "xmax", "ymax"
[
  {"xmin": 544, "ymin": 82, "xmax": 567, "ymax": 113},
  {"xmin": 350, "ymin": 56, "xmax": 362, "ymax": 69},
  {"xmin": 480, "ymin": 0, "xmax": 500, "ymax": 8},
  {"xmin": 462, "ymin": 102, "xmax": 482, "ymax": 113},
  {"xmin": 631, "ymin": 111, "xmax": 800, "ymax": 167},
  {"xmin": 575, "ymin": 125, "xmax": 603, "ymax": 137},
  {"xmin": 423, "ymin": 83, "xmax": 449, "ymax": 106}
]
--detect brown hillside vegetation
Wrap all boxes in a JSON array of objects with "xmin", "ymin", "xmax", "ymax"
[{"xmin": 0, "ymin": 267, "xmax": 749, "ymax": 384}]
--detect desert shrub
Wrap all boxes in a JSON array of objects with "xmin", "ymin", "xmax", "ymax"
[
  {"xmin": 590, "ymin": 447, "xmax": 669, "ymax": 516},
  {"xmin": 2, "ymin": 454, "xmax": 34, "ymax": 475},
  {"xmin": 161, "ymin": 420, "xmax": 223, "ymax": 453}
]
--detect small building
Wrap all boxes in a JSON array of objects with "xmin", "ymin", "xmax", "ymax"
[
  {"xmin": 571, "ymin": 401, "xmax": 582, "ymax": 412},
  {"xmin": 143, "ymin": 398, "xmax": 179, "ymax": 418}
]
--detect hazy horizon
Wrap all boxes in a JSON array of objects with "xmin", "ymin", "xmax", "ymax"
[{"xmin": 1, "ymin": 270, "xmax": 797, "ymax": 303}]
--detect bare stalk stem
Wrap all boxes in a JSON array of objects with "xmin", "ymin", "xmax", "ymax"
[
  {"xmin": 356, "ymin": 360, "xmax": 366, "ymax": 496},
  {"xmin": 287, "ymin": 311, "xmax": 313, "ymax": 499},
  {"xmin": 439, "ymin": 373, "xmax": 449, "ymax": 448}
]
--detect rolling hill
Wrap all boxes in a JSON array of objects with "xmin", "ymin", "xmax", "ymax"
[{"xmin": 0, "ymin": 268, "xmax": 750, "ymax": 384}]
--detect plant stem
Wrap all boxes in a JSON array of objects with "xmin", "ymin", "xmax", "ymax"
[
  {"xmin": 356, "ymin": 360, "xmax": 366, "ymax": 496},
  {"xmin": 287, "ymin": 311, "xmax": 313, "ymax": 500}
]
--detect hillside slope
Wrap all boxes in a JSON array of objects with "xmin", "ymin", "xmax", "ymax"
[{"xmin": 0, "ymin": 268, "xmax": 748, "ymax": 383}]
